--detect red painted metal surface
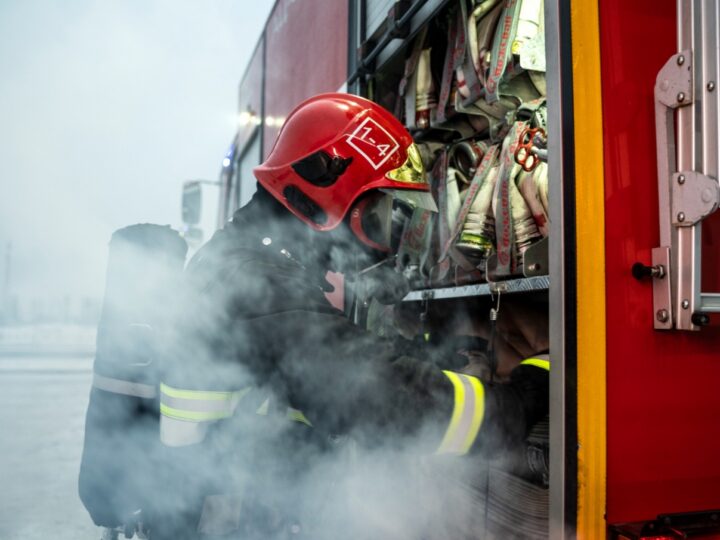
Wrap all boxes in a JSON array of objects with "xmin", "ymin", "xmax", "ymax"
[
  {"xmin": 262, "ymin": 0, "xmax": 349, "ymax": 159},
  {"xmin": 600, "ymin": 0, "xmax": 720, "ymax": 524}
]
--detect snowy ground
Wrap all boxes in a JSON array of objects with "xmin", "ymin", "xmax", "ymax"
[
  {"xmin": 0, "ymin": 355, "xmax": 102, "ymax": 540},
  {"xmin": 0, "ymin": 325, "xmax": 96, "ymax": 356}
]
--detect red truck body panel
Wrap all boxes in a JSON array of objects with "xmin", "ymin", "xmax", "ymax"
[
  {"xmin": 237, "ymin": 39, "xmax": 264, "ymax": 153},
  {"xmin": 262, "ymin": 0, "xmax": 349, "ymax": 159},
  {"xmin": 600, "ymin": 0, "xmax": 720, "ymax": 523}
]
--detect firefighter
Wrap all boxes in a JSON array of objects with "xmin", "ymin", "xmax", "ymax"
[{"xmin": 157, "ymin": 93, "xmax": 549, "ymax": 539}]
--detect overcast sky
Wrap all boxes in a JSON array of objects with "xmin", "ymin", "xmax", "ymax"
[{"xmin": 0, "ymin": 0, "xmax": 274, "ymax": 302}]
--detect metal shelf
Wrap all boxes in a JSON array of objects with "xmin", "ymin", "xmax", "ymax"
[{"xmin": 402, "ymin": 275, "xmax": 550, "ymax": 301}]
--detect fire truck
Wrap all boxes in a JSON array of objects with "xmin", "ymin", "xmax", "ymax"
[{"xmin": 181, "ymin": 0, "xmax": 720, "ymax": 537}]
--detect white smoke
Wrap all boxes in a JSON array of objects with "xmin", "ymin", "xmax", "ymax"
[{"xmin": 77, "ymin": 210, "xmax": 549, "ymax": 539}]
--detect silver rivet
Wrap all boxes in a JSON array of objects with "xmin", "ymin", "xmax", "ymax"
[
  {"xmin": 262, "ymin": 237, "xmax": 272, "ymax": 246},
  {"xmin": 682, "ymin": 299, "xmax": 690, "ymax": 309},
  {"xmin": 708, "ymin": 81, "xmax": 716, "ymax": 92},
  {"xmin": 678, "ymin": 174, "xmax": 686, "ymax": 185},
  {"xmin": 677, "ymin": 212, "xmax": 686, "ymax": 222},
  {"xmin": 677, "ymin": 55, "xmax": 685, "ymax": 66},
  {"xmin": 677, "ymin": 92, "xmax": 686, "ymax": 102},
  {"xmin": 656, "ymin": 309, "xmax": 669, "ymax": 323}
]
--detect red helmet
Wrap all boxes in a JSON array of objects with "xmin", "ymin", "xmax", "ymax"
[{"xmin": 254, "ymin": 93, "xmax": 433, "ymax": 242}]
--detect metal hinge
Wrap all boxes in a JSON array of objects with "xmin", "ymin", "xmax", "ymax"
[
  {"xmin": 651, "ymin": 0, "xmax": 720, "ymax": 330},
  {"xmin": 671, "ymin": 171, "xmax": 720, "ymax": 226}
]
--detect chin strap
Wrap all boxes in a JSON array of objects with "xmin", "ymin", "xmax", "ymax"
[
  {"xmin": 349, "ymin": 199, "xmax": 391, "ymax": 253},
  {"xmin": 350, "ymin": 204, "xmax": 390, "ymax": 253}
]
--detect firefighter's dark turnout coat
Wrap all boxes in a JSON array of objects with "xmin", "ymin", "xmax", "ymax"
[{"xmin": 158, "ymin": 188, "xmax": 549, "ymax": 538}]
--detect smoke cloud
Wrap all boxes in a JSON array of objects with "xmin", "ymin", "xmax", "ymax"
[{"xmin": 79, "ymin": 197, "xmax": 549, "ymax": 539}]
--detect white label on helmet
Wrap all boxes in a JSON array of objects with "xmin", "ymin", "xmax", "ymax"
[{"xmin": 346, "ymin": 117, "xmax": 400, "ymax": 170}]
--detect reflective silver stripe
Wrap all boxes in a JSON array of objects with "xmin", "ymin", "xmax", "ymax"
[
  {"xmin": 436, "ymin": 371, "xmax": 485, "ymax": 455},
  {"xmin": 92, "ymin": 373, "xmax": 156, "ymax": 399},
  {"xmin": 160, "ymin": 415, "xmax": 209, "ymax": 447}
]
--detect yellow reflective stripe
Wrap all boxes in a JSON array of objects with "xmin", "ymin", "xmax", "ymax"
[
  {"xmin": 287, "ymin": 408, "xmax": 312, "ymax": 427},
  {"xmin": 461, "ymin": 375, "xmax": 485, "ymax": 453},
  {"xmin": 160, "ymin": 383, "xmax": 239, "ymax": 401},
  {"xmin": 93, "ymin": 373, "xmax": 157, "ymax": 399},
  {"xmin": 520, "ymin": 358, "xmax": 550, "ymax": 372},
  {"xmin": 160, "ymin": 403, "xmax": 232, "ymax": 422},
  {"xmin": 159, "ymin": 384, "xmax": 251, "ymax": 423},
  {"xmin": 436, "ymin": 371, "xmax": 485, "ymax": 455},
  {"xmin": 437, "ymin": 371, "xmax": 465, "ymax": 453}
]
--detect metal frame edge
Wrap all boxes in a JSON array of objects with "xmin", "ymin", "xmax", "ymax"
[{"xmin": 547, "ymin": 0, "xmax": 577, "ymax": 538}]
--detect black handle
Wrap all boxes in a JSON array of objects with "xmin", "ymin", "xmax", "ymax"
[{"xmin": 632, "ymin": 262, "xmax": 665, "ymax": 280}]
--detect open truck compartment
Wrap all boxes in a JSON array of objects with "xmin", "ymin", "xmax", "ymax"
[{"xmin": 188, "ymin": 1, "xmax": 720, "ymax": 538}]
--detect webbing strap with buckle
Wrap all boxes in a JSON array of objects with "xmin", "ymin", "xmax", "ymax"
[
  {"xmin": 441, "ymin": 144, "xmax": 500, "ymax": 262},
  {"xmin": 455, "ymin": 0, "xmax": 484, "ymax": 104},
  {"xmin": 473, "ymin": 0, "xmax": 506, "ymax": 86},
  {"xmin": 493, "ymin": 121, "xmax": 527, "ymax": 275},
  {"xmin": 431, "ymin": 145, "xmax": 485, "ymax": 274},
  {"xmin": 397, "ymin": 26, "xmax": 429, "ymax": 126},
  {"xmin": 436, "ymin": 7, "xmax": 462, "ymax": 123},
  {"xmin": 433, "ymin": 149, "xmax": 452, "ymax": 280},
  {"xmin": 436, "ymin": 370, "xmax": 485, "ymax": 455},
  {"xmin": 486, "ymin": 0, "xmax": 523, "ymax": 103},
  {"xmin": 92, "ymin": 372, "xmax": 157, "ymax": 399}
]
